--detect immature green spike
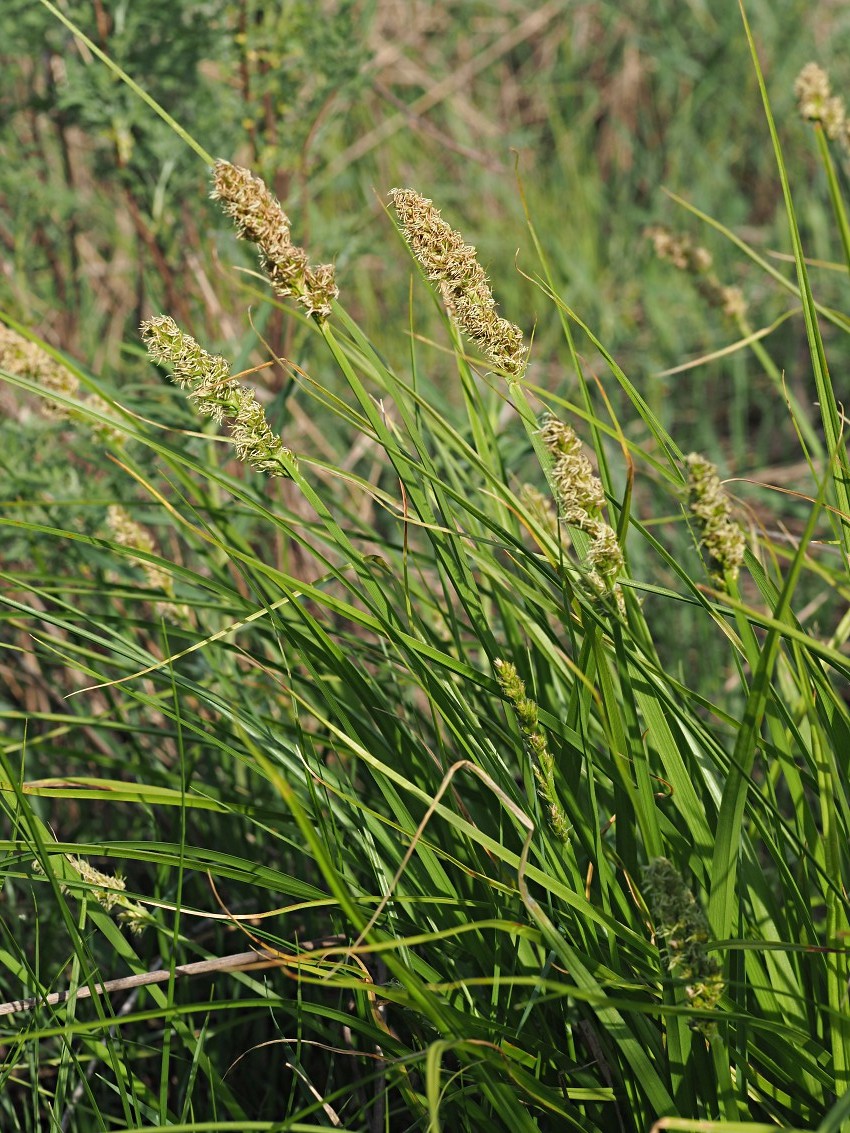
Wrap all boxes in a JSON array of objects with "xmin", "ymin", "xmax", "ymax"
[
  {"xmin": 685, "ymin": 453, "xmax": 745, "ymax": 586},
  {"xmin": 494, "ymin": 658, "xmax": 569, "ymax": 841},
  {"xmin": 643, "ymin": 857, "xmax": 724, "ymax": 1032}
]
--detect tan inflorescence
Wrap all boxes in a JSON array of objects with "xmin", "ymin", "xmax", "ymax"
[
  {"xmin": 494, "ymin": 658, "xmax": 569, "ymax": 841},
  {"xmin": 643, "ymin": 857, "xmax": 724, "ymax": 1033},
  {"xmin": 0, "ymin": 324, "xmax": 123, "ymax": 441},
  {"xmin": 389, "ymin": 188, "xmax": 527, "ymax": 376},
  {"xmin": 539, "ymin": 415, "xmax": 625, "ymax": 611},
  {"xmin": 685, "ymin": 453, "xmax": 745, "ymax": 586},
  {"xmin": 795, "ymin": 62, "xmax": 849, "ymax": 148},
  {"xmin": 646, "ymin": 227, "xmax": 747, "ymax": 320},
  {"xmin": 211, "ymin": 159, "xmax": 338, "ymax": 320},
  {"xmin": 141, "ymin": 315, "xmax": 295, "ymax": 477}
]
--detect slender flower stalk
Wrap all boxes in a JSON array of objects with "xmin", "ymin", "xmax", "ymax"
[
  {"xmin": 494, "ymin": 658, "xmax": 569, "ymax": 841},
  {"xmin": 211, "ymin": 159, "xmax": 338, "ymax": 320},
  {"xmin": 685, "ymin": 453, "xmax": 745, "ymax": 586},
  {"xmin": 539, "ymin": 415, "xmax": 625, "ymax": 610},
  {"xmin": 389, "ymin": 188, "xmax": 527, "ymax": 376},
  {"xmin": 643, "ymin": 857, "xmax": 724, "ymax": 1032},
  {"xmin": 141, "ymin": 315, "xmax": 295, "ymax": 477}
]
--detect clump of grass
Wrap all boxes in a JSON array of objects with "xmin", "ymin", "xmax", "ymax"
[{"xmin": 4, "ymin": 10, "xmax": 850, "ymax": 1133}]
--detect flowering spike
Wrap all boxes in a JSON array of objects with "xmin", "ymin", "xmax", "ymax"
[
  {"xmin": 495, "ymin": 658, "xmax": 569, "ymax": 841},
  {"xmin": 389, "ymin": 188, "xmax": 527, "ymax": 376},
  {"xmin": 685, "ymin": 453, "xmax": 745, "ymax": 586},
  {"xmin": 643, "ymin": 857, "xmax": 724, "ymax": 1032},
  {"xmin": 141, "ymin": 315, "xmax": 296, "ymax": 477},
  {"xmin": 795, "ymin": 62, "xmax": 848, "ymax": 143},
  {"xmin": 0, "ymin": 324, "xmax": 123, "ymax": 440},
  {"xmin": 646, "ymin": 227, "xmax": 747, "ymax": 321},
  {"xmin": 211, "ymin": 160, "xmax": 338, "ymax": 320},
  {"xmin": 539, "ymin": 415, "xmax": 624, "ymax": 609}
]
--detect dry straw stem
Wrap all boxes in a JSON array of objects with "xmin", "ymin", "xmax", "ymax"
[
  {"xmin": 389, "ymin": 187, "xmax": 527, "ymax": 376},
  {"xmin": 0, "ymin": 948, "xmax": 283, "ymax": 1018},
  {"xmin": 211, "ymin": 159, "xmax": 338, "ymax": 320},
  {"xmin": 141, "ymin": 314, "xmax": 296, "ymax": 477},
  {"xmin": 685, "ymin": 453, "xmax": 745, "ymax": 586}
]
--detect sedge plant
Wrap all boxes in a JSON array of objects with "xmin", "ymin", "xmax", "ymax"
[{"xmin": 2, "ymin": 6, "xmax": 850, "ymax": 1132}]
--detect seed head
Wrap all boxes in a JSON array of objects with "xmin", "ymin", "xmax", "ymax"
[
  {"xmin": 495, "ymin": 658, "xmax": 569, "ymax": 841},
  {"xmin": 34, "ymin": 855, "xmax": 148, "ymax": 934},
  {"xmin": 390, "ymin": 188, "xmax": 527, "ymax": 376},
  {"xmin": 539, "ymin": 415, "xmax": 624, "ymax": 610},
  {"xmin": 211, "ymin": 159, "xmax": 338, "ymax": 320},
  {"xmin": 685, "ymin": 453, "xmax": 745, "ymax": 586},
  {"xmin": 0, "ymin": 324, "xmax": 78, "ymax": 417},
  {"xmin": 108, "ymin": 504, "xmax": 168, "ymax": 590},
  {"xmin": 795, "ymin": 63, "xmax": 850, "ymax": 147},
  {"xmin": 643, "ymin": 857, "xmax": 724, "ymax": 1032},
  {"xmin": 141, "ymin": 315, "xmax": 296, "ymax": 477},
  {"xmin": 646, "ymin": 227, "xmax": 748, "ymax": 321}
]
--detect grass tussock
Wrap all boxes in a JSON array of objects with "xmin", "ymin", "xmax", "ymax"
[{"xmin": 3, "ymin": 6, "xmax": 850, "ymax": 1132}]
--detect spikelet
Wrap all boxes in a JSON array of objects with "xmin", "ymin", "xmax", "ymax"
[
  {"xmin": 0, "ymin": 324, "xmax": 124, "ymax": 440},
  {"xmin": 539, "ymin": 415, "xmax": 625, "ymax": 610},
  {"xmin": 646, "ymin": 227, "xmax": 747, "ymax": 321},
  {"xmin": 795, "ymin": 62, "xmax": 848, "ymax": 144},
  {"xmin": 643, "ymin": 857, "xmax": 724, "ymax": 1033},
  {"xmin": 34, "ymin": 855, "xmax": 147, "ymax": 935},
  {"xmin": 494, "ymin": 658, "xmax": 569, "ymax": 841}
]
